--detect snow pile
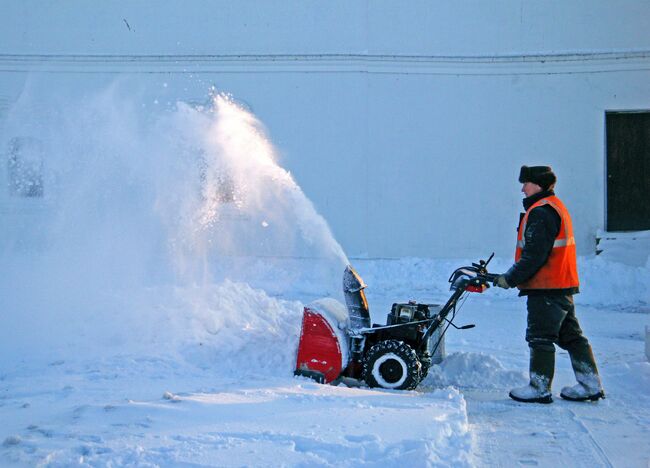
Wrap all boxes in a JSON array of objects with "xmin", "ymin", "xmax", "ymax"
[
  {"xmin": 168, "ymin": 281, "xmax": 304, "ymax": 378},
  {"xmin": 596, "ymin": 229, "xmax": 650, "ymax": 267},
  {"xmin": 578, "ymin": 255, "xmax": 650, "ymax": 308},
  {"xmin": 424, "ymin": 352, "xmax": 526, "ymax": 390},
  {"xmin": 352, "ymin": 257, "xmax": 449, "ymax": 299}
]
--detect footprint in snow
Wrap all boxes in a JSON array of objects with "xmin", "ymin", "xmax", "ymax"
[{"xmin": 2, "ymin": 436, "xmax": 21, "ymax": 447}]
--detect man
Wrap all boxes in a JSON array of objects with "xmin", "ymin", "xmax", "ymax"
[{"xmin": 494, "ymin": 165, "xmax": 605, "ymax": 404}]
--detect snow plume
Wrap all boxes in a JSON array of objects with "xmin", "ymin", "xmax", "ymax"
[
  {"xmin": 0, "ymin": 83, "xmax": 347, "ymax": 365},
  {"xmin": 152, "ymin": 93, "xmax": 349, "ymax": 294}
]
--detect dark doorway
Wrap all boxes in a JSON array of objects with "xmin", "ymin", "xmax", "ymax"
[{"xmin": 606, "ymin": 111, "xmax": 650, "ymax": 231}]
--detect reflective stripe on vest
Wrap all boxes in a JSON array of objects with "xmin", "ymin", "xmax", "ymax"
[
  {"xmin": 514, "ymin": 195, "xmax": 579, "ymax": 290},
  {"xmin": 516, "ymin": 236, "xmax": 576, "ymax": 249}
]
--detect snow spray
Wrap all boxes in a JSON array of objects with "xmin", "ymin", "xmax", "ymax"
[
  {"xmin": 153, "ymin": 92, "xmax": 349, "ymax": 294},
  {"xmin": 0, "ymin": 81, "xmax": 347, "ymax": 365}
]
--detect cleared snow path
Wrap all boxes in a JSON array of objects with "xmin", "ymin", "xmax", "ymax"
[
  {"xmin": 465, "ymin": 390, "xmax": 616, "ymax": 467},
  {"xmin": 435, "ymin": 299, "xmax": 650, "ymax": 468}
]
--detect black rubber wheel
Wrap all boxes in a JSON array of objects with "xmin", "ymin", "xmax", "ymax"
[{"xmin": 363, "ymin": 340, "xmax": 422, "ymax": 390}]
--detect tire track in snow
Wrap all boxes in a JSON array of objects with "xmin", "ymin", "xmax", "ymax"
[{"xmin": 564, "ymin": 407, "xmax": 613, "ymax": 468}]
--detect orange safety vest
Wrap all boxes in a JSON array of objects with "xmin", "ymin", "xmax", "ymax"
[{"xmin": 515, "ymin": 195, "xmax": 579, "ymax": 290}]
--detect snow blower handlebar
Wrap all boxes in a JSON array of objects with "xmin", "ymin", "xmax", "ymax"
[
  {"xmin": 448, "ymin": 252, "xmax": 497, "ymax": 292},
  {"xmin": 474, "ymin": 252, "xmax": 500, "ymax": 285},
  {"xmin": 419, "ymin": 253, "xmax": 497, "ymax": 353}
]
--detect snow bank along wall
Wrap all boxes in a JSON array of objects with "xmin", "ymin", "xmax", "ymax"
[{"xmin": 1, "ymin": 1, "xmax": 650, "ymax": 260}]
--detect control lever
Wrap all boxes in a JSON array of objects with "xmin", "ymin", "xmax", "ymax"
[{"xmin": 443, "ymin": 317, "xmax": 476, "ymax": 330}]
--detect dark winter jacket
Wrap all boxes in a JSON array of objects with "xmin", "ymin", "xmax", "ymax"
[{"xmin": 504, "ymin": 190, "xmax": 580, "ymax": 296}]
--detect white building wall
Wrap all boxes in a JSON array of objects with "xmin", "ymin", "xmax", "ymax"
[{"xmin": 1, "ymin": 1, "xmax": 650, "ymax": 259}]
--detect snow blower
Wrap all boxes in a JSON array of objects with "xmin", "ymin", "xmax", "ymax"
[{"xmin": 294, "ymin": 254, "xmax": 498, "ymax": 390}]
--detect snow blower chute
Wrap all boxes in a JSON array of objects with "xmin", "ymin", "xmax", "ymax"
[{"xmin": 295, "ymin": 254, "xmax": 498, "ymax": 390}]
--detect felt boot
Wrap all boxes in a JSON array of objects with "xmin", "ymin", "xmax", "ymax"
[
  {"xmin": 560, "ymin": 346, "xmax": 605, "ymax": 402},
  {"xmin": 510, "ymin": 348, "xmax": 554, "ymax": 404}
]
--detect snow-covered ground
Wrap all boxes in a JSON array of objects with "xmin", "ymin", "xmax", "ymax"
[
  {"xmin": 1, "ymin": 90, "xmax": 649, "ymax": 466},
  {"xmin": 1, "ymin": 256, "xmax": 648, "ymax": 467}
]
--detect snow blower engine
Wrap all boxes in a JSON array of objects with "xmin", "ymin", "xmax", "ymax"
[{"xmin": 294, "ymin": 254, "xmax": 498, "ymax": 390}]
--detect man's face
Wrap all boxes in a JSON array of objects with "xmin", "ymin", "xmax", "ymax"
[{"xmin": 521, "ymin": 182, "xmax": 542, "ymax": 197}]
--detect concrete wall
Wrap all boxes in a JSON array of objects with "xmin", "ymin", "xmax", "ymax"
[
  {"xmin": 1, "ymin": 1, "xmax": 650, "ymax": 258},
  {"xmin": 3, "ymin": 1, "xmax": 650, "ymax": 56}
]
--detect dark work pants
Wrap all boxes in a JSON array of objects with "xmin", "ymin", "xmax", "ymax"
[
  {"xmin": 526, "ymin": 295, "xmax": 590, "ymax": 353},
  {"xmin": 525, "ymin": 295, "xmax": 599, "ymax": 389}
]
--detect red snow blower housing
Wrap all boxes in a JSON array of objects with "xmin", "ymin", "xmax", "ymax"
[{"xmin": 295, "ymin": 254, "xmax": 498, "ymax": 390}]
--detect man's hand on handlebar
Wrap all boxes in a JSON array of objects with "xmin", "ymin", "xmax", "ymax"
[{"xmin": 494, "ymin": 275, "xmax": 511, "ymax": 289}]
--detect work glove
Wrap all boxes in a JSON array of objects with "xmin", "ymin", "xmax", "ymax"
[{"xmin": 494, "ymin": 275, "xmax": 511, "ymax": 289}]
